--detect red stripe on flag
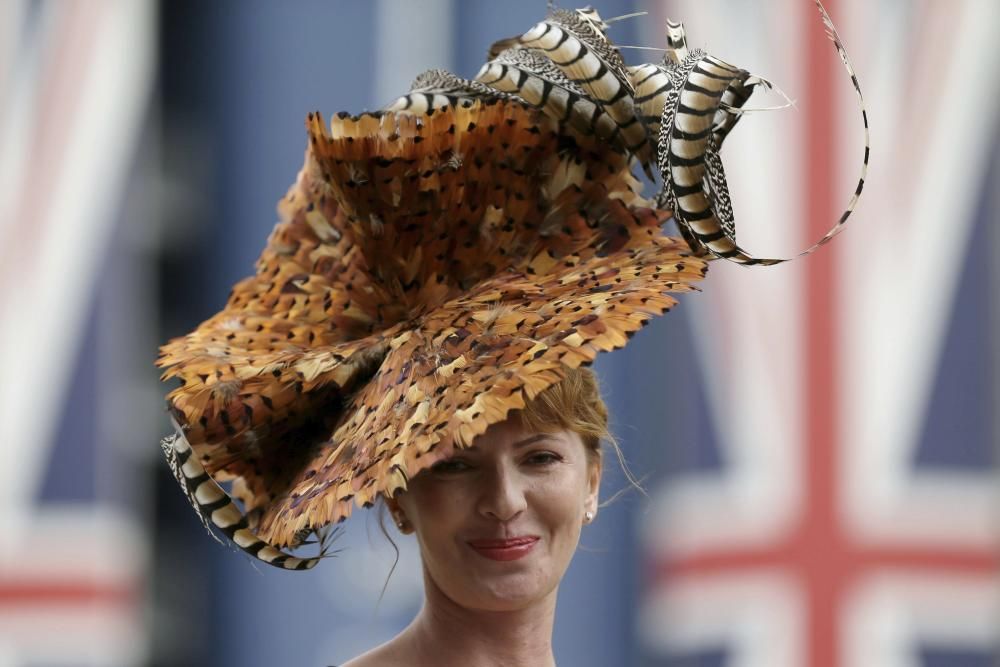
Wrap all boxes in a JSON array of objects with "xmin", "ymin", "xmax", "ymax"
[
  {"xmin": 0, "ymin": 578, "xmax": 138, "ymax": 606},
  {"xmin": 662, "ymin": 542, "xmax": 1000, "ymax": 579},
  {"xmin": 803, "ymin": 0, "xmax": 840, "ymax": 664}
]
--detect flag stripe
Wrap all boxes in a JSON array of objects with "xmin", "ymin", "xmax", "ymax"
[
  {"xmin": 1, "ymin": 1, "xmax": 100, "ymax": 299},
  {"xmin": 0, "ymin": 580, "xmax": 136, "ymax": 605},
  {"xmin": 803, "ymin": 1, "xmax": 840, "ymax": 664}
]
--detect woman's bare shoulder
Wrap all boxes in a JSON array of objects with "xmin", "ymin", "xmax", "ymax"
[
  {"xmin": 340, "ymin": 637, "xmax": 411, "ymax": 667},
  {"xmin": 340, "ymin": 653, "xmax": 380, "ymax": 667}
]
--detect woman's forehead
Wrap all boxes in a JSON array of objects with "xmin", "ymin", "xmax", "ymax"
[{"xmin": 466, "ymin": 419, "xmax": 576, "ymax": 451}]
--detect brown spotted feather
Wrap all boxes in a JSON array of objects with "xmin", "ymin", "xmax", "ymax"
[{"xmin": 158, "ymin": 98, "xmax": 704, "ymax": 560}]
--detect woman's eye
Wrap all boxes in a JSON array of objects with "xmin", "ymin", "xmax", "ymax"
[
  {"xmin": 526, "ymin": 451, "xmax": 562, "ymax": 466},
  {"xmin": 430, "ymin": 459, "xmax": 471, "ymax": 474}
]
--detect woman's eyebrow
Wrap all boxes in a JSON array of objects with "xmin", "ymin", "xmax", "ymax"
[
  {"xmin": 512, "ymin": 434, "xmax": 558, "ymax": 448},
  {"xmin": 459, "ymin": 434, "xmax": 559, "ymax": 454}
]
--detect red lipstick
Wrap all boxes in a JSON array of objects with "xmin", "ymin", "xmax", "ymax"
[{"xmin": 467, "ymin": 536, "xmax": 539, "ymax": 561}]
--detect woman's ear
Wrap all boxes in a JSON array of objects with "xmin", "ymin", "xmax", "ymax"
[
  {"xmin": 585, "ymin": 454, "xmax": 602, "ymax": 518},
  {"xmin": 385, "ymin": 496, "xmax": 413, "ymax": 534}
]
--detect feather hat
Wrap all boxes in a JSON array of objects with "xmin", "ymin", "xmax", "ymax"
[{"xmin": 157, "ymin": 2, "xmax": 867, "ymax": 570}]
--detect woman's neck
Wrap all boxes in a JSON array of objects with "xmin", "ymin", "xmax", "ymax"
[{"xmin": 402, "ymin": 574, "xmax": 558, "ymax": 667}]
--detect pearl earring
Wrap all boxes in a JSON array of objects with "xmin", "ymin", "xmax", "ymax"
[{"xmin": 585, "ymin": 510, "xmax": 595, "ymax": 523}]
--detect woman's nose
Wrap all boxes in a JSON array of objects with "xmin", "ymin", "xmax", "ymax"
[{"xmin": 477, "ymin": 465, "xmax": 527, "ymax": 522}]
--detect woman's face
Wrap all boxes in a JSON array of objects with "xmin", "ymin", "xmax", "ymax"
[{"xmin": 392, "ymin": 417, "xmax": 601, "ymax": 612}]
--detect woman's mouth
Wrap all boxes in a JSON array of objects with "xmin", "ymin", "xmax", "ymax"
[{"xmin": 467, "ymin": 536, "xmax": 539, "ymax": 561}]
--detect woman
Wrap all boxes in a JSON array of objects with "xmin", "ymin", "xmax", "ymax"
[
  {"xmin": 344, "ymin": 368, "xmax": 605, "ymax": 667},
  {"xmin": 157, "ymin": 99, "xmax": 700, "ymax": 655},
  {"xmin": 157, "ymin": 3, "xmax": 862, "ymax": 664}
]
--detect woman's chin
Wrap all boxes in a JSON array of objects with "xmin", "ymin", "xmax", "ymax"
[{"xmin": 465, "ymin": 572, "xmax": 556, "ymax": 611}]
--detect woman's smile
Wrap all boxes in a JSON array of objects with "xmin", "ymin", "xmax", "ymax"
[{"xmin": 467, "ymin": 536, "xmax": 540, "ymax": 561}]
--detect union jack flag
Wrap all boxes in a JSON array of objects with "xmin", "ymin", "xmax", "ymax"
[
  {"xmin": 637, "ymin": 1, "xmax": 1000, "ymax": 665},
  {"xmin": 0, "ymin": 1, "xmax": 154, "ymax": 665}
]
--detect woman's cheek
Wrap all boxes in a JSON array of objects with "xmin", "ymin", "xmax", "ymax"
[
  {"xmin": 537, "ymin": 473, "xmax": 584, "ymax": 541},
  {"xmin": 413, "ymin": 484, "xmax": 466, "ymax": 547}
]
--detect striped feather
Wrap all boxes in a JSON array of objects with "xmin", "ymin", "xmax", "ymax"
[
  {"xmin": 513, "ymin": 11, "xmax": 654, "ymax": 172},
  {"xmin": 161, "ymin": 432, "xmax": 328, "ymax": 570},
  {"xmin": 654, "ymin": 0, "xmax": 869, "ymax": 265},
  {"xmin": 384, "ymin": 69, "xmax": 507, "ymax": 115},
  {"xmin": 808, "ymin": 0, "xmax": 870, "ymax": 244},
  {"xmin": 657, "ymin": 50, "xmax": 777, "ymax": 264},
  {"xmin": 664, "ymin": 19, "xmax": 689, "ymax": 63},
  {"xmin": 628, "ymin": 63, "xmax": 674, "ymax": 143},
  {"xmin": 474, "ymin": 48, "xmax": 621, "ymax": 143}
]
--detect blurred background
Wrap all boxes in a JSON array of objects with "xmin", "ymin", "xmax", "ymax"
[{"xmin": 0, "ymin": 0, "xmax": 997, "ymax": 665}]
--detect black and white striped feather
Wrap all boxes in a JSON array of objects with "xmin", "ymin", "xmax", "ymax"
[{"xmin": 161, "ymin": 432, "xmax": 331, "ymax": 570}]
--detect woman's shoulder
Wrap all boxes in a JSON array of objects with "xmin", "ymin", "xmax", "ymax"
[
  {"xmin": 338, "ymin": 654, "xmax": 392, "ymax": 667},
  {"xmin": 339, "ymin": 640, "xmax": 409, "ymax": 667}
]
